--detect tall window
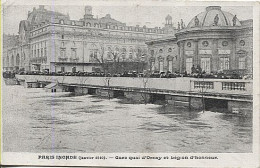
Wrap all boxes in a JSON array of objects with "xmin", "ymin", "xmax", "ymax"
[
  {"xmin": 238, "ymin": 57, "xmax": 246, "ymax": 69},
  {"xmin": 60, "ymin": 50, "xmax": 66, "ymax": 58},
  {"xmin": 129, "ymin": 48, "xmax": 133, "ymax": 59},
  {"xmin": 201, "ymin": 58, "xmax": 211, "ymax": 73},
  {"xmin": 71, "ymin": 49, "xmax": 77, "ymax": 59},
  {"xmin": 44, "ymin": 47, "xmax": 47, "ymax": 57},
  {"xmin": 107, "ymin": 47, "xmax": 112, "ymax": 59},
  {"xmin": 122, "ymin": 48, "xmax": 126, "ymax": 60},
  {"xmin": 90, "ymin": 44, "xmax": 98, "ymax": 62},
  {"xmin": 16, "ymin": 54, "xmax": 20, "ymax": 66},
  {"xmin": 186, "ymin": 58, "xmax": 193, "ymax": 74},
  {"xmin": 158, "ymin": 57, "xmax": 163, "ymax": 72},
  {"xmin": 115, "ymin": 47, "xmax": 120, "ymax": 55},
  {"xmin": 150, "ymin": 58, "xmax": 155, "ymax": 71},
  {"xmin": 168, "ymin": 60, "xmax": 173, "ymax": 72},
  {"xmin": 41, "ymin": 48, "xmax": 43, "ymax": 57},
  {"xmin": 220, "ymin": 57, "xmax": 229, "ymax": 71}
]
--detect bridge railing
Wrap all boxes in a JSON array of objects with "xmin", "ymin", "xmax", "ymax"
[
  {"xmin": 16, "ymin": 75, "xmax": 252, "ymax": 96},
  {"xmin": 190, "ymin": 78, "xmax": 252, "ymax": 95}
]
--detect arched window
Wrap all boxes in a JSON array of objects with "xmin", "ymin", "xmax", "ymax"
[
  {"xmin": 60, "ymin": 20, "xmax": 64, "ymax": 24},
  {"xmin": 129, "ymin": 48, "xmax": 133, "ymax": 59},
  {"xmin": 107, "ymin": 47, "xmax": 112, "ymax": 59},
  {"xmin": 121, "ymin": 48, "xmax": 127, "ymax": 60},
  {"xmin": 150, "ymin": 57, "xmax": 155, "ymax": 71},
  {"xmin": 72, "ymin": 21, "xmax": 75, "ymax": 25},
  {"xmin": 71, "ymin": 49, "xmax": 77, "ymax": 59},
  {"xmin": 136, "ymin": 48, "xmax": 142, "ymax": 58},
  {"xmin": 11, "ymin": 55, "xmax": 14, "ymax": 67},
  {"xmin": 115, "ymin": 47, "xmax": 120, "ymax": 58},
  {"xmin": 158, "ymin": 56, "xmax": 164, "ymax": 72},
  {"xmin": 167, "ymin": 55, "xmax": 173, "ymax": 72},
  {"xmin": 86, "ymin": 22, "xmax": 91, "ymax": 27}
]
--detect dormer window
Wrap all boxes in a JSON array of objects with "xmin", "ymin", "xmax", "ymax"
[
  {"xmin": 61, "ymin": 35, "xmax": 64, "ymax": 39},
  {"xmin": 72, "ymin": 21, "xmax": 75, "ymax": 26},
  {"xmin": 60, "ymin": 20, "xmax": 64, "ymax": 24}
]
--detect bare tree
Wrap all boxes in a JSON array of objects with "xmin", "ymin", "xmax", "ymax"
[
  {"xmin": 95, "ymin": 43, "xmax": 107, "ymax": 74},
  {"xmin": 140, "ymin": 73, "xmax": 150, "ymax": 104}
]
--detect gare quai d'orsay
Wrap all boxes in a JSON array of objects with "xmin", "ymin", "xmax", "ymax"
[
  {"xmin": 3, "ymin": 6, "xmax": 252, "ymax": 76},
  {"xmin": 146, "ymin": 6, "xmax": 252, "ymax": 75}
]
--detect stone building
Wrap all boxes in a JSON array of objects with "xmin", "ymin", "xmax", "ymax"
[
  {"xmin": 146, "ymin": 6, "xmax": 253, "ymax": 75},
  {"xmin": 3, "ymin": 5, "xmax": 176, "ymax": 73}
]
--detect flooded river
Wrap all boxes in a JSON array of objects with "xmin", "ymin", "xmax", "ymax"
[{"xmin": 2, "ymin": 84, "xmax": 252, "ymax": 153}]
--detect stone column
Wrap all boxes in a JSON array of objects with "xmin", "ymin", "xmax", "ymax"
[
  {"xmin": 194, "ymin": 39, "xmax": 199, "ymax": 66},
  {"xmin": 178, "ymin": 41, "xmax": 185, "ymax": 73},
  {"xmin": 230, "ymin": 38, "xmax": 237, "ymax": 70},
  {"xmin": 212, "ymin": 39, "xmax": 218, "ymax": 72}
]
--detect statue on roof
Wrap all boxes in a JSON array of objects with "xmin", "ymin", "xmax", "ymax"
[
  {"xmin": 214, "ymin": 14, "xmax": 219, "ymax": 26},
  {"xmin": 232, "ymin": 15, "xmax": 237, "ymax": 26},
  {"xmin": 178, "ymin": 22, "xmax": 180, "ymax": 30},
  {"xmin": 194, "ymin": 16, "xmax": 199, "ymax": 27},
  {"xmin": 181, "ymin": 19, "xmax": 184, "ymax": 29}
]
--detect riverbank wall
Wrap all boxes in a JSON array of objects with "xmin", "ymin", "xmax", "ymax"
[{"xmin": 16, "ymin": 75, "xmax": 253, "ymax": 116}]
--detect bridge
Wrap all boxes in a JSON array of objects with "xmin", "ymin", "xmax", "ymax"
[{"xmin": 15, "ymin": 75, "xmax": 253, "ymax": 115}]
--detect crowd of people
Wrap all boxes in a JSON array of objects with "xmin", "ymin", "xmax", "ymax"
[{"xmin": 3, "ymin": 67, "xmax": 252, "ymax": 80}]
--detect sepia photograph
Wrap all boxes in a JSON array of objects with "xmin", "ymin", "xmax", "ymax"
[{"xmin": 1, "ymin": 0, "xmax": 259, "ymax": 167}]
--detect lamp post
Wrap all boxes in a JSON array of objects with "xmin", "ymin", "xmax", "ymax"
[{"xmin": 141, "ymin": 55, "xmax": 145, "ymax": 73}]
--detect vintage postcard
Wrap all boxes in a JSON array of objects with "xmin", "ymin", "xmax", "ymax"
[{"xmin": 1, "ymin": 0, "xmax": 259, "ymax": 167}]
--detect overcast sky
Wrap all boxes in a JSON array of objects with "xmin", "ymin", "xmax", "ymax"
[{"xmin": 2, "ymin": 1, "xmax": 253, "ymax": 35}]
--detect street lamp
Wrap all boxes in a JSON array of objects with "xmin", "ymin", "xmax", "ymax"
[{"xmin": 141, "ymin": 54, "xmax": 146, "ymax": 73}]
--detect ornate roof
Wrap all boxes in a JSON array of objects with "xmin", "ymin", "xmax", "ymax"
[
  {"xmin": 27, "ymin": 6, "xmax": 70, "ymax": 25},
  {"xmin": 187, "ymin": 6, "xmax": 241, "ymax": 28},
  {"xmin": 166, "ymin": 14, "xmax": 172, "ymax": 20},
  {"xmin": 99, "ymin": 14, "xmax": 124, "ymax": 25}
]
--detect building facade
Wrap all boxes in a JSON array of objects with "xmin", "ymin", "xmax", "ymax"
[
  {"xmin": 3, "ymin": 5, "xmax": 176, "ymax": 73},
  {"xmin": 146, "ymin": 6, "xmax": 253, "ymax": 75}
]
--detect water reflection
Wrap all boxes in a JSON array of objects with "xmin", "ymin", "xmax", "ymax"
[{"xmin": 2, "ymin": 84, "xmax": 252, "ymax": 153}]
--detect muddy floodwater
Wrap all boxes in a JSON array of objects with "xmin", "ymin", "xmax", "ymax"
[{"xmin": 2, "ymin": 84, "xmax": 252, "ymax": 153}]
